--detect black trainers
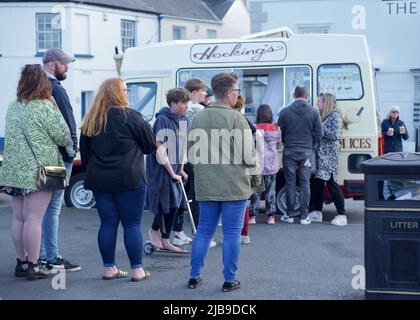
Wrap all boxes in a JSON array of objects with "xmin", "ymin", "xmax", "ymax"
[
  {"xmin": 15, "ymin": 258, "xmax": 28, "ymax": 278},
  {"xmin": 27, "ymin": 261, "xmax": 54, "ymax": 281},
  {"xmin": 222, "ymin": 280, "xmax": 240, "ymax": 292},
  {"xmin": 47, "ymin": 257, "xmax": 81, "ymax": 272},
  {"xmin": 188, "ymin": 277, "xmax": 203, "ymax": 289}
]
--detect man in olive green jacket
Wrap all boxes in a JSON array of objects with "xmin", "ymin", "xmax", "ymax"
[
  {"xmin": 187, "ymin": 72, "xmax": 262, "ymax": 293},
  {"xmin": 188, "ymin": 105, "xmax": 259, "ymax": 201}
]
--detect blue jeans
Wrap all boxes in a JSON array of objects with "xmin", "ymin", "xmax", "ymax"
[
  {"xmin": 93, "ymin": 181, "xmax": 147, "ymax": 269},
  {"xmin": 40, "ymin": 162, "xmax": 72, "ymax": 262},
  {"xmin": 190, "ymin": 200, "xmax": 247, "ymax": 282},
  {"xmin": 283, "ymin": 152, "xmax": 312, "ymax": 219}
]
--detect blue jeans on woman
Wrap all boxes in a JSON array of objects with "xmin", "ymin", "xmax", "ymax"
[
  {"xmin": 190, "ymin": 200, "xmax": 247, "ymax": 282},
  {"xmin": 93, "ymin": 181, "xmax": 147, "ymax": 269}
]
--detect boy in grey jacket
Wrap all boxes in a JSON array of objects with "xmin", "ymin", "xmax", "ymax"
[{"xmin": 277, "ymin": 86, "xmax": 323, "ymax": 224}]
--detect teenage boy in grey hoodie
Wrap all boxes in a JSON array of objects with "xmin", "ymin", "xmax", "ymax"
[{"xmin": 277, "ymin": 86, "xmax": 323, "ymax": 225}]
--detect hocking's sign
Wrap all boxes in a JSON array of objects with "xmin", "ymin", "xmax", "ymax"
[{"xmin": 190, "ymin": 41, "xmax": 287, "ymax": 64}]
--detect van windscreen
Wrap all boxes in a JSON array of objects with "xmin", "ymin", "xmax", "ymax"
[{"xmin": 127, "ymin": 82, "xmax": 158, "ymax": 122}]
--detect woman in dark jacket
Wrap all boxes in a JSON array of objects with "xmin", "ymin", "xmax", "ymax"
[
  {"xmin": 80, "ymin": 78, "xmax": 155, "ymax": 282},
  {"xmin": 381, "ymin": 105, "xmax": 409, "ymax": 153}
]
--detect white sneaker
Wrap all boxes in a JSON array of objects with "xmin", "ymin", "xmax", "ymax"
[
  {"xmin": 300, "ymin": 217, "xmax": 312, "ymax": 225},
  {"xmin": 210, "ymin": 239, "xmax": 217, "ymax": 248},
  {"xmin": 331, "ymin": 215, "xmax": 348, "ymax": 226},
  {"xmin": 172, "ymin": 231, "xmax": 192, "ymax": 246},
  {"xmin": 308, "ymin": 211, "xmax": 323, "ymax": 223},
  {"xmin": 280, "ymin": 215, "xmax": 294, "ymax": 224},
  {"xmin": 248, "ymin": 216, "xmax": 256, "ymax": 225},
  {"xmin": 265, "ymin": 216, "xmax": 275, "ymax": 225},
  {"xmin": 241, "ymin": 235, "xmax": 251, "ymax": 245}
]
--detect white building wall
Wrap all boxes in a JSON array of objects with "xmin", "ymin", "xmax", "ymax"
[
  {"xmin": 160, "ymin": 17, "xmax": 222, "ymax": 41},
  {"xmin": 159, "ymin": 1, "xmax": 251, "ymax": 41},
  {"xmin": 0, "ymin": 3, "xmax": 51, "ymax": 147},
  {"xmin": 376, "ymin": 72, "xmax": 416, "ymax": 134},
  {"xmin": 247, "ymin": 0, "xmax": 420, "ymax": 149},
  {"xmin": 221, "ymin": 0, "xmax": 251, "ymax": 38},
  {"xmin": 0, "ymin": 2, "xmax": 159, "ymax": 149}
]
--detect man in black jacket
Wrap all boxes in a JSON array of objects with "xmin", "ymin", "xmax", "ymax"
[
  {"xmin": 278, "ymin": 86, "xmax": 323, "ymax": 225},
  {"xmin": 40, "ymin": 49, "xmax": 80, "ymax": 272}
]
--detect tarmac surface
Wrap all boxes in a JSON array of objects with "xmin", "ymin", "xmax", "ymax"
[{"xmin": 0, "ymin": 194, "xmax": 365, "ymax": 300}]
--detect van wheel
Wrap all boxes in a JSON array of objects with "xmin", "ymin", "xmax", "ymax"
[
  {"xmin": 64, "ymin": 173, "xmax": 96, "ymax": 209},
  {"xmin": 276, "ymin": 187, "xmax": 301, "ymax": 217}
]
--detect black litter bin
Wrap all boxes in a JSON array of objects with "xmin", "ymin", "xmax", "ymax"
[{"xmin": 361, "ymin": 152, "xmax": 420, "ymax": 300}]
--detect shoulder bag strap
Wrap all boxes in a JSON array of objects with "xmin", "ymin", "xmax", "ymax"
[{"xmin": 16, "ymin": 101, "xmax": 40, "ymax": 166}]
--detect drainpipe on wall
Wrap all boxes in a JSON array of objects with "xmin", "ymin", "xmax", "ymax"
[
  {"xmin": 113, "ymin": 46, "xmax": 123, "ymax": 76},
  {"xmin": 158, "ymin": 14, "xmax": 162, "ymax": 42}
]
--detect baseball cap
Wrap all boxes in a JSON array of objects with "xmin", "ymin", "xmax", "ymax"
[
  {"xmin": 43, "ymin": 48, "xmax": 75, "ymax": 64},
  {"xmin": 205, "ymin": 86, "xmax": 213, "ymax": 97}
]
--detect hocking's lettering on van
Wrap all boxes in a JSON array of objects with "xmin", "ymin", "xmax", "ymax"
[
  {"xmin": 341, "ymin": 137, "xmax": 372, "ymax": 150},
  {"xmin": 190, "ymin": 42, "xmax": 287, "ymax": 64}
]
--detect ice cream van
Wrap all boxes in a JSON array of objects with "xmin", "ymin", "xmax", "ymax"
[{"xmin": 66, "ymin": 28, "xmax": 382, "ymax": 211}]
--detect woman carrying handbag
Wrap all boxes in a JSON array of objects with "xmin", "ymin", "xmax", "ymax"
[{"xmin": 0, "ymin": 64, "xmax": 72, "ymax": 281}]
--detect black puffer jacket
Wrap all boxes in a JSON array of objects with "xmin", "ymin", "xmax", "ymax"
[
  {"xmin": 381, "ymin": 117, "xmax": 409, "ymax": 153},
  {"xmin": 49, "ymin": 77, "xmax": 78, "ymax": 162}
]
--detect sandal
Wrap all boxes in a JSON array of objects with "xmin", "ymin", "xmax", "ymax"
[
  {"xmin": 148, "ymin": 229, "xmax": 163, "ymax": 249},
  {"xmin": 131, "ymin": 271, "xmax": 151, "ymax": 282},
  {"xmin": 102, "ymin": 268, "xmax": 128, "ymax": 280},
  {"xmin": 162, "ymin": 242, "xmax": 184, "ymax": 253}
]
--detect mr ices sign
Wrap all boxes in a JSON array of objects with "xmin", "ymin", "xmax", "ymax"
[
  {"xmin": 341, "ymin": 137, "xmax": 373, "ymax": 150},
  {"xmin": 190, "ymin": 41, "xmax": 287, "ymax": 64}
]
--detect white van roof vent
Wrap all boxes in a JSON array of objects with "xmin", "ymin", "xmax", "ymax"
[{"xmin": 240, "ymin": 27, "xmax": 294, "ymax": 40}]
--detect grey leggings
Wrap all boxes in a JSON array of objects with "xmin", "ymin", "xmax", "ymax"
[{"xmin": 11, "ymin": 191, "xmax": 53, "ymax": 263}]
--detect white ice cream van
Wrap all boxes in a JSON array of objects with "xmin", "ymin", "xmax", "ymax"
[{"xmin": 67, "ymin": 28, "xmax": 382, "ymax": 211}]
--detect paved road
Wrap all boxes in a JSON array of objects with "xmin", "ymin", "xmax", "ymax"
[{"xmin": 0, "ymin": 195, "xmax": 365, "ymax": 300}]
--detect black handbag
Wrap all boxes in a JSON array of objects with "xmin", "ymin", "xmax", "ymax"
[{"xmin": 17, "ymin": 103, "xmax": 67, "ymax": 191}]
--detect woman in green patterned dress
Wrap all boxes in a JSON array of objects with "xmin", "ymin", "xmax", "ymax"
[{"xmin": 0, "ymin": 65, "xmax": 72, "ymax": 281}]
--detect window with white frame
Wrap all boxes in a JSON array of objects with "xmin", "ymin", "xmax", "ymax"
[
  {"xmin": 207, "ymin": 29, "xmax": 217, "ymax": 39},
  {"xmin": 318, "ymin": 64, "xmax": 364, "ymax": 100},
  {"xmin": 36, "ymin": 13, "xmax": 61, "ymax": 52},
  {"xmin": 297, "ymin": 23, "xmax": 330, "ymax": 34},
  {"xmin": 415, "ymin": 76, "xmax": 420, "ymax": 101},
  {"xmin": 121, "ymin": 19, "xmax": 136, "ymax": 52},
  {"xmin": 173, "ymin": 26, "xmax": 186, "ymax": 40},
  {"xmin": 414, "ymin": 76, "xmax": 420, "ymax": 127}
]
